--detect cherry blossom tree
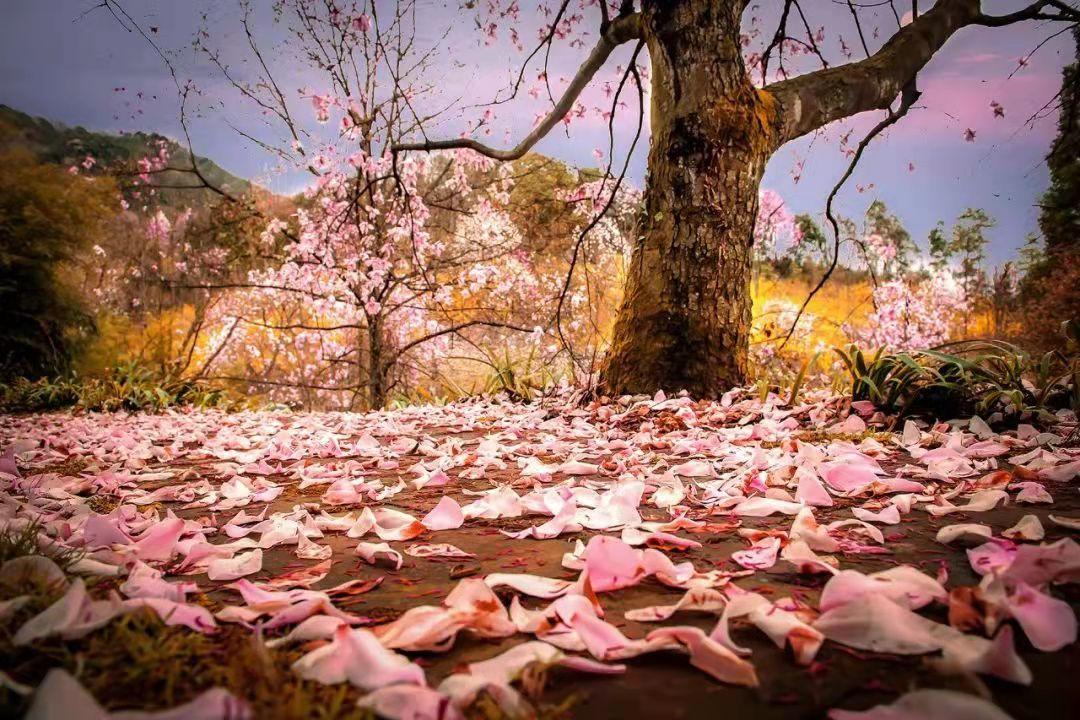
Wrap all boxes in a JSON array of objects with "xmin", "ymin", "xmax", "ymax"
[
  {"xmin": 165, "ymin": 0, "xmax": 567, "ymax": 408},
  {"xmin": 852, "ymin": 274, "xmax": 969, "ymax": 351}
]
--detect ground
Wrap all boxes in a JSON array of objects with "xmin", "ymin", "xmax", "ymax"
[{"xmin": 1, "ymin": 390, "xmax": 1079, "ymax": 719}]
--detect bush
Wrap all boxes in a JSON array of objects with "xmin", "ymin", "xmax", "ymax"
[
  {"xmin": 0, "ymin": 148, "xmax": 118, "ymax": 379},
  {"xmin": 835, "ymin": 327, "xmax": 1078, "ymax": 424},
  {"xmin": 0, "ymin": 360, "xmax": 236, "ymax": 413}
]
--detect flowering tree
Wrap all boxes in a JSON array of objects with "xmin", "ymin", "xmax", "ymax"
[
  {"xmin": 390, "ymin": 0, "xmax": 1080, "ymax": 398},
  {"xmin": 852, "ymin": 274, "xmax": 968, "ymax": 351},
  {"xmin": 202, "ymin": 151, "xmax": 548, "ymax": 408},
  {"xmin": 168, "ymin": 0, "xmax": 571, "ymax": 408}
]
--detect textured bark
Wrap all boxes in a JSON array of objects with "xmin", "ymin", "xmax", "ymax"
[
  {"xmin": 366, "ymin": 320, "xmax": 389, "ymax": 409},
  {"xmin": 600, "ymin": 0, "xmax": 776, "ymax": 397},
  {"xmin": 768, "ymin": 0, "xmax": 981, "ymax": 144}
]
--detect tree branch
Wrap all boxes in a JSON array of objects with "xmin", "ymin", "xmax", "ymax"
[
  {"xmin": 389, "ymin": 12, "xmax": 641, "ymax": 160},
  {"xmin": 767, "ymin": 0, "xmax": 1079, "ymax": 145},
  {"xmin": 776, "ymin": 81, "xmax": 921, "ymax": 353}
]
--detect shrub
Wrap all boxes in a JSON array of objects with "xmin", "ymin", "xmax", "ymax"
[
  {"xmin": 0, "ymin": 360, "xmax": 236, "ymax": 413},
  {"xmin": 835, "ymin": 327, "xmax": 1078, "ymax": 424}
]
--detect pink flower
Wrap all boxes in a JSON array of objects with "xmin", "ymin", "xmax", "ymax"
[{"xmin": 352, "ymin": 14, "xmax": 371, "ymax": 33}]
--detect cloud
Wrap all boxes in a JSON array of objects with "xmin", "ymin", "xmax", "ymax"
[{"xmin": 956, "ymin": 52, "xmax": 1001, "ymax": 65}]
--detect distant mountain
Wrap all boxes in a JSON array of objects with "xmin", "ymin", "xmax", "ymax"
[{"xmin": 0, "ymin": 104, "xmax": 254, "ymax": 206}]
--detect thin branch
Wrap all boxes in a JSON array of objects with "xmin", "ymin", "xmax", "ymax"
[
  {"xmin": 777, "ymin": 81, "xmax": 921, "ymax": 352},
  {"xmin": 390, "ymin": 12, "xmax": 641, "ymax": 161}
]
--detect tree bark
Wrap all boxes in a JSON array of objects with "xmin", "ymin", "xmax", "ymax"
[
  {"xmin": 600, "ymin": 0, "xmax": 776, "ymax": 397},
  {"xmin": 366, "ymin": 318, "xmax": 389, "ymax": 409}
]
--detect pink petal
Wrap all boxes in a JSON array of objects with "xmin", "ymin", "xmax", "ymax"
[
  {"xmin": 421, "ymin": 496, "xmax": 464, "ymax": 531},
  {"xmin": 357, "ymin": 685, "xmax": 462, "ymax": 720},
  {"xmin": 405, "ymin": 543, "xmax": 474, "ymax": 559},
  {"xmin": 293, "ymin": 625, "xmax": 426, "ymax": 690},
  {"xmin": 207, "ymin": 549, "xmax": 263, "ymax": 581},
  {"xmin": 829, "ymin": 689, "xmax": 1013, "ymax": 720},
  {"xmin": 1004, "ymin": 581, "xmax": 1077, "ymax": 651},
  {"xmin": 355, "ymin": 542, "xmax": 403, "ymax": 570},
  {"xmin": 645, "ymin": 626, "xmax": 758, "ymax": 687}
]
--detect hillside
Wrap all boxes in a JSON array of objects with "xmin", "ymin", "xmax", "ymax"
[{"xmin": 0, "ymin": 104, "xmax": 253, "ymax": 206}]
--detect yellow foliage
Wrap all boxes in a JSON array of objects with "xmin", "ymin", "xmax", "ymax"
[
  {"xmin": 751, "ymin": 276, "xmax": 874, "ymax": 350},
  {"xmin": 77, "ymin": 306, "xmax": 203, "ymax": 376}
]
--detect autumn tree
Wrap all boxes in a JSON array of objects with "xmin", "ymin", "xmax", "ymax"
[
  {"xmin": 0, "ymin": 146, "xmax": 118, "ymax": 378},
  {"xmin": 394, "ymin": 0, "xmax": 1080, "ymax": 398}
]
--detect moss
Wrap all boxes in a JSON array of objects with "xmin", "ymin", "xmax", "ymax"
[
  {"xmin": 0, "ymin": 527, "xmax": 598, "ymax": 720},
  {"xmin": 86, "ymin": 493, "xmax": 120, "ymax": 514},
  {"xmin": 0, "ymin": 599, "xmax": 577, "ymax": 720}
]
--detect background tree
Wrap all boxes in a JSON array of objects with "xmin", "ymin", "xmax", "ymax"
[
  {"xmin": 950, "ymin": 207, "xmax": 993, "ymax": 331},
  {"xmin": 927, "ymin": 222, "xmax": 953, "ymax": 273},
  {"xmin": 0, "ymin": 146, "xmax": 117, "ymax": 378},
  {"xmin": 863, "ymin": 200, "xmax": 916, "ymax": 279},
  {"xmin": 1039, "ymin": 26, "xmax": 1080, "ymax": 257},
  {"xmin": 1018, "ymin": 26, "xmax": 1079, "ymax": 350}
]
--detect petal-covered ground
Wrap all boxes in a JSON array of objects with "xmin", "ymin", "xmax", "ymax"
[{"xmin": 2, "ymin": 390, "xmax": 1079, "ymax": 719}]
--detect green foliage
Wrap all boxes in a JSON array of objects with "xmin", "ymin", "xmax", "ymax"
[
  {"xmin": 833, "ymin": 345, "xmax": 927, "ymax": 412},
  {"xmin": 0, "ymin": 360, "xmax": 235, "ymax": 413},
  {"xmin": 480, "ymin": 344, "xmax": 558, "ymax": 402},
  {"xmin": 835, "ymin": 330, "xmax": 1079, "ymax": 423},
  {"xmin": 927, "ymin": 221, "xmax": 951, "ymax": 272}
]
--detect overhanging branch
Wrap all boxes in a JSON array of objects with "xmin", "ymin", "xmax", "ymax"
[
  {"xmin": 767, "ymin": 0, "xmax": 1079, "ymax": 145},
  {"xmin": 389, "ymin": 12, "xmax": 641, "ymax": 161}
]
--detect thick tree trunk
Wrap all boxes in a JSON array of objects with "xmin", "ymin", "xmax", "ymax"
[{"xmin": 600, "ymin": 0, "xmax": 776, "ymax": 397}]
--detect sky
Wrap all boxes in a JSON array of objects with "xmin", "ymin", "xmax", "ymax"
[{"xmin": 0, "ymin": 0, "xmax": 1075, "ymax": 266}]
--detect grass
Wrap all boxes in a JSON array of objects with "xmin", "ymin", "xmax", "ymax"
[
  {"xmin": 0, "ymin": 520, "xmax": 372, "ymax": 719},
  {"xmin": 0, "ymin": 519, "xmax": 84, "ymax": 571},
  {"xmin": 0, "ymin": 607, "xmax": 583, "ymax": 719}
]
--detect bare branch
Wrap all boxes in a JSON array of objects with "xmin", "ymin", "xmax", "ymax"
[
  {"xmin": 768, "ymin": 0, "xmax": 1079, "ymax": 145},
  {"xmin": 390, "ymin": 12, "xmax": 641, "ymax": 161},
  {"xmin": 777, "ymin": 81, "xmax": 921, "ymax": 352}
]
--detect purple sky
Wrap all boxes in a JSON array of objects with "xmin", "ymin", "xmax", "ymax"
[{"xmin": 1, "ymin": 1, "xmax": 1075, "ymax": 265}]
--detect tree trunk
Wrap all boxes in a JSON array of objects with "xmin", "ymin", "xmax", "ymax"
[
  {"xmin": 600, "ymin": 0, "xmax": 776, "ymax": 398},
  {"xmin": 366, "ymin": 319, "xmax": 389, "ymax": 409}
]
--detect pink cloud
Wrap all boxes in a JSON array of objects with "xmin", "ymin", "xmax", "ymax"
[{"xmin": 956, "ymin": 52, "xmax": 1001, "ymax": 64}]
